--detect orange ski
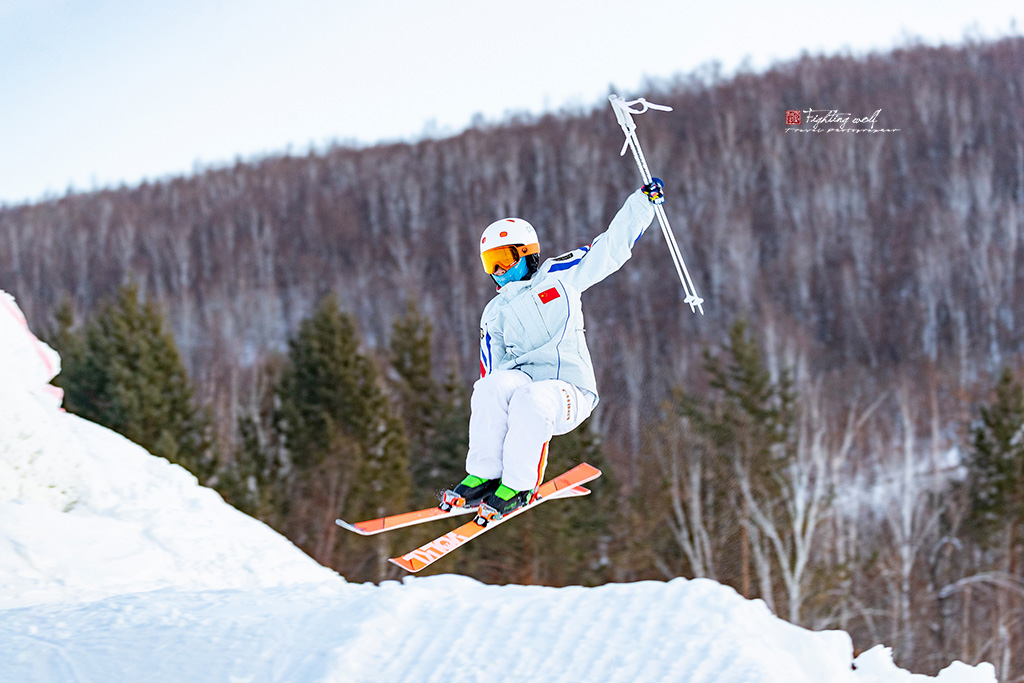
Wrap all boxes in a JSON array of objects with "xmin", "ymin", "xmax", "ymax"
[
  {"xmin": 388, "ymin": 462, "xmax": 601, "ymax": 573},
  {"xmin": 338, "ymin": 485, "xmax": 592, "ymax": 536},
  {"xmin": 337, "ymin": 504, "xmax": 470, "ymax": 536}
]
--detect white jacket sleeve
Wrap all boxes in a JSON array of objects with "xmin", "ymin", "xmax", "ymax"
[{"xmin": 542, "ymin": 190, "xmax": 655, "ymax": 293}]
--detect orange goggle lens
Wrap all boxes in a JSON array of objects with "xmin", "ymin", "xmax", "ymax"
[{"xmin": 481, "ymin": 243, "xmax": 538, "ymax": 274}]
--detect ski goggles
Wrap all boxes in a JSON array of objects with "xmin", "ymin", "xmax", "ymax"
[{"xmin": 480, "ymin": 243, "xmax": 539, "ymax": 274}]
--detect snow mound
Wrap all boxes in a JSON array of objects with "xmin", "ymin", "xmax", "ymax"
[
  {"xmin": 0, "ymin": 290, "xmax": 996, "ymax": 682},
  {"xmin": 0, "ymin": 291, "xmax": 340, "ymax": 609},
  {"xmin": 0, "ymin": 577, "xmax": 996, "ymax": 683}
]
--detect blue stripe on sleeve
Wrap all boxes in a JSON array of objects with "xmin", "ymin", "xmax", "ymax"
[
  {"xmin": 554, "ymin": 282, "xmax": 570, "ymax": 378},
  {"xmin": 548, "ymin": 245, "xmax": 590, "ymax": 273},
  {"xmin": 549, "ymin": 259, "xmax": 581, "ymax": 272}
]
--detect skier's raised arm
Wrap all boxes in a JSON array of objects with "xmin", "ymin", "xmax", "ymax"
[{"xmin": 541, "ymin": 180, "xmax": 664, "ymax": 293}]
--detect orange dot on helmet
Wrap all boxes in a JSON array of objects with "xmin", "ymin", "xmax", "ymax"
[{"xmin": 499, "ymin": 231, "xmax": 508, "ymax": 237}]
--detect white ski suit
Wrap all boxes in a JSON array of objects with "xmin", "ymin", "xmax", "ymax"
[{"xmin": 467, "ymin": 189, "xmax": 656, "ymax": 490}]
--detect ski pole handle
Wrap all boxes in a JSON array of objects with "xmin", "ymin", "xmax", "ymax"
[
  {"xmin": 609, "ymin": 95, "xmax": 638, "ymax": 134},
  {"xmin": 609, "ymin": 95, "xmax": 673, "ymax": 156}
]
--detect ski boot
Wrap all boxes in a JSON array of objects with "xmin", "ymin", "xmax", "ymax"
[
  {"xmin": 438, "ymin": 475, "xmax": 500, "ymax": 512},
  {"xmin": 474, "ymin": 484, "xmax": 533, "ymax": 525}
]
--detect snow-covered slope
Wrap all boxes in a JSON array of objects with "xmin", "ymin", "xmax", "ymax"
[
  {"xmin": 0, "ymin": 292, "xmax": 339, "ymax": 610},
  {"xmin": 0, "ymin": 290, "xmax": 996, "ymax": 682}
]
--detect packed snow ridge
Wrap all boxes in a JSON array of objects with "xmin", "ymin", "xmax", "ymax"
[{"xmin": 0, "ymin": 290, "xmax": 996, "ymax": 682}]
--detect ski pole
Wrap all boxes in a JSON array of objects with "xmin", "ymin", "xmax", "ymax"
[{"xmin": 609, "ymin": 95, "xmax": 704, "ymax": 315}]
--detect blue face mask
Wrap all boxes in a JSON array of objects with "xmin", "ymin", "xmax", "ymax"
[{"xmin": 492, "ymin": 256, "xmax": 528, "ymax": 288}]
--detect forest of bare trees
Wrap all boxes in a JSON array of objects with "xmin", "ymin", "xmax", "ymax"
[{"xmin": 2, "ymin": 37, "xmax": 1023, "ymax": 678}]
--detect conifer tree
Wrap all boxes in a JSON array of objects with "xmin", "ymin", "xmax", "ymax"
[
  {"xmin": 670, "ymin": 319, "xmax": 798, "ymax": 603},
  {"xmin": 388, "ymin": 303, "xmax": 469, "ymax": 506},
  {"xmin": 44, "ymin": 298, "xmax": 83, "ymax": 380},
  {"xmin": 961, "ymin": 367, "xmax": 1024, "ymax": 678},
  {"xmin": 703, "ymin": 320, "xmax": 797, "ymax": 502},
  {"xmin": 964, "ymin": 367, "xmax": 1024, "ymax": 548},
  {"xmin": 389, "ymin": 300, "xmax": 442, "ymax": 501},
  {"xmin": 54, "ymin": 283, "xmax": 212, "ymax": 479},
  {"xmin": 426, "ymin": 369, "xmax": 471, "ymax": 495},
  {"xmin": 390, "ymin": 301, "xmax": 439, "ymax": 446},
  {"xmin": 278, "ymin": 296, "xmax": 378, "ymax": 469},
  {"xmin": 276, "ymin": 294, "xmax": 410, "ymax": 577}
]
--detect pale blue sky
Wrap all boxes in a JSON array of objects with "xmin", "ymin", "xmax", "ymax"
[{"xmin": 0, "ymin": 0, "xmax": 1019, "ymax": 205}]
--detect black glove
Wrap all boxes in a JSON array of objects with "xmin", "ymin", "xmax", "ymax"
[{"xmin": 641, "ymin": 177, "xmax": 666, "ymax": 205}]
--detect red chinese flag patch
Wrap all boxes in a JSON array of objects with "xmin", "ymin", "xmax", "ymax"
[{"xmin": 538, "ymin": 287, "xmax": 561, "ymax": 304}]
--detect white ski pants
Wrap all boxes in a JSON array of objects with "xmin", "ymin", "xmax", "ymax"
[{"xmin": 466, "ymin": 369, "xmax": 595, "ymax": 491}]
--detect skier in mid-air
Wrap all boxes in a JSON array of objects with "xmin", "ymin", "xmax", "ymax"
[{"xmin": 441, "ymin": 179, "xmax": 666, "ymax": 522}]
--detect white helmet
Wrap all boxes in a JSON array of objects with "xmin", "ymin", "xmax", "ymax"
[{"xmin": 479, "ymin": 218, "xmax": 540, "ymax": 280}]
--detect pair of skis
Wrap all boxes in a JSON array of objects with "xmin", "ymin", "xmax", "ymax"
[{"xmin": 335, "ymin": 463, "xmax": 601, "ymax": 573}]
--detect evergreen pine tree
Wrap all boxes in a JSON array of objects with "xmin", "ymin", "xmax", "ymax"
[
  {"xmin": 389, "ymin": 301, "xmax": 439, "ymax": 451},
  {"xmin": 427, "ymin": 368, "xmax": 471, "ymax": 494},
  {"xmin": 278, "ymin": 295, "xmax": 377, "ymax": 469},
  {"xmin": 387, "ymin": 303, "xmax": 470, "ymax": 506},
  {"xmin": 53, "ymin": 283, "xmax": 213, "ymax": 480},
  {"xmin": 276, "ymin": 294, "xmax": 410, "ymax": 578},
  {"xmin": 964, "ymin": 367, "xmax": 1024, "ymax": 549},
  {"xmin": 672, "ymin": 319, "xmax": 798, "ymax": 599},
  {"xmin": 702, "ymin": 319, "xmax": 797, "ymax": 501},
  {"xmin": 43, "ymin": 298, "xmax": 83, "ymax": 383},
  {"xmin": 388, "ymin": 300, "xmax": 444, "ymax": 504}
]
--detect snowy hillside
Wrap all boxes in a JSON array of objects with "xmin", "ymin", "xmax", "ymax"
[{"xmin": 0, "ymin": 290, "xmax": 996, "ymax": 682}]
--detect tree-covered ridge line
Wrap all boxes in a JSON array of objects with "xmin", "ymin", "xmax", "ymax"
[{"xmin": 2, "ymin": 39, "xmax": 1021, "ymax": 453}]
